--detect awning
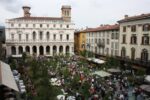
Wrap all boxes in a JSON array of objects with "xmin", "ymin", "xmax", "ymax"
[
  {"xmin": 92, "ymin": 70, "xmax": 111, "ymax": 77},
  {"xmin": 145, "ymin": 75, "xmax": 150, "ymax": 83},
  {"xmin": 107, "ymin": 68, "xmax": 121, "ymax": 73},
  {"xmin": 87, "ymin": 58, "xmax": 105, "ymax": 64},
  {"xmin": 140, "ymin": 84, "xmax": 150, "ymax": 93},
  {"xmin": 0, "ymin": 61, "xmax": 19, "ymax": 92}
]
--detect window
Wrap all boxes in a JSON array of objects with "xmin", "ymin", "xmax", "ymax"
[
  {"xmin": 123, "ymin": 26, "xmax": 126, "ymax": 32},
  {"xmin": 40, "ymin": 24, "xmax": 42, "ymax": 28},
  {"xmin": 53, "ymin": 24, "xmax": 56, "ymax": 28},
  {"xmin": 141, "ymin": 49, "xmax": 148, "ymax": 61},
  {"xmin": 33, "ymin": 31, "xmax": 36, "ymax": 40},
  {"xmin": 19, "ymin": 34, "xmax": 21, "ymax": 41},
  {"xmin": 47, "ymin": 24, "xmax": 49, "ymax": 28},
  {"xmin": 130, "ymin": 35, "xmax": 137, "ymax": 44},
  {"xmin": 142, "ymin": 35, "xmax": 149, "ymax": 45},
  {"xmin": 116, "ymin": 33, "xmax": 119, "ymax": 39},
  {"xmin": 40, "ymin": 31, "xmax": 43, "ymax": 40},
  {"xmin": 18, "ymin": 24, "xmax": 21, "ymax": 27},
  {"xmin": 111, "ymin": 33, "xmax": 114, "ymax": 39},
  {"xmin": 11, "ymin": 23, "xmax": 14, "ymax": 27},
  {"xmin": 143, "ymin": 24, "xmax": 150, "ymax": 31},
  {"xmin": 33, "ymin": 24, "xmax": 36, "ymax": 28},
  {"xmin": 66, "ymin": 34, "xmax": 69, "ymax": 40},
  {"xmin": 66, "ymin": 25, "xmax": 69, "ymax": 28},
  {"xmin": 46, "ymin": 32, "xmax": 50, "ymax": 40},
  {"xmin": 107, "ymin": 39, "xmax": 109, "ymax": 44},
  {"xmin": 26, "ymin": 34, "xmax": 28, "ymax": 41},
  {"xmin": 121, "ymin": 47, "xmax": 126, "ymax": 57},
  {"xmin": 131, "ymin": 25, "xmax": 136, "ymax": 32},
  {"xmin": 26, "ymin": 24, "xmax": 28, "ymax": 27},
  {"xmin": 11, "ymin": 34, "xmax": 14, "ymax": 40},
  {"xmin": 60, "ymin": 34, "xmax": 62, "ymax": 41},
  {"xmin": 60, "ymin": 24, "xmax": 62, "ymax": 28},
  {"xmin": 53, "ymin": 34, "xmax": 56, "ymax": 40},
  {"xmin": 122, "ymin": 34, "xmax": 126, "ymax": 43},
  {"xmin": 131, "ymin": 48, "xmax": 135, "ymax": 60}
]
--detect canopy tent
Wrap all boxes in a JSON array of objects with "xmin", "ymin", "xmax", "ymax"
[
  {"xmin": 145, "ymin": 75, "xmax": 150, "ymax": 83},
  {"xmin": 92, "ymin": 70, "xmax": 111, "ymax": 77},
  {"xmin": 57, "ymin": 95, "xmax": 65, "ymax": 100},
  {"xmin": 140, "ymin": 84, "xmax": 150, "ymax": 93},
  {"xmin": 87, "ymin": 58, "xmax": 105, "ymax": 64},
  {"xmin": 0, "ymin": 61, "xmax": 19, "ymax": 92},
  {"xmin": 107, "ymin": 68, "xmax": 121, "ymax": 73}
]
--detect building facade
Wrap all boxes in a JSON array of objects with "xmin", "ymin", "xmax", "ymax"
[
  {"xmin": 5, "ymin": 5, "xmax": 75, "ymax": 57},
  {"xmin": 85, "ymin": 24, "xmax": 119, "ymax": 57},
  {"xmin": 118, "ymin": 14, "xmax": 150, "ymax": 68},
  {"xmin": 74, "ymin": 30, "xmax": 86, "ymax": 54}
]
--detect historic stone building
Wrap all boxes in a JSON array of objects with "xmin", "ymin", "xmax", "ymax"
[
  {"xmin": 5, "ymin": 5, "xmax": 75, "ymax": 57},
  {"xmin": 118, "ymin": 14, "xmax": 150, "ymax": 69},
  {"xmin": 85, "ymin": 24, "xmax": 119, "ymax": 57}
]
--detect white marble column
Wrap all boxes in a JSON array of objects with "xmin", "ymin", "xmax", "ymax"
[
  {"xmin": 16, "ymin": 46, "xmax": 18, "ymax": 55},
  {"xmin": 23, "ymin": 46, "xmax": 25, "ymax": 53},
  {"xmin": 30, "ymin": 46, "xmax": 33, "ymax": 55},
  {"xmin": 44, "ymin": 45, "xmax": 46, "ymax": 55},
  {"xmin": 63, "ymin": 45, "xmax": 66, "ymax": 55},
  {"xmin": 56, "ymin": 45, "xmax": 59, "ymax": 55},
  {"xmin": 50, "ymin": 45, "xmax": 53, "ymax": 56}
]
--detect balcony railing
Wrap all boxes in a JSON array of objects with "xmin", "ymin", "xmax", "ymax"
[{"xmin": 117, "ymin": 56, "xmax": 150, "ymax": 67}]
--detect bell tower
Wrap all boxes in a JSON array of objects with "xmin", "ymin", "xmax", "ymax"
[
  {"xmin": 22, "ymin": 6, "xmax": 31, "ymax": 17},
  {"xmin": 61, "ymin": 5, "xmax": 71, "ymax": 22}
]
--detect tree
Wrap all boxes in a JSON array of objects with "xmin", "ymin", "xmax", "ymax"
[{"xmin": 0, "ymin": 42, "xmax": 5, "ymax": 61}]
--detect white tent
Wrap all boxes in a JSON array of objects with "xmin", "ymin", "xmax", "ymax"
[
  {"xmin": 0, "ymin": 61, "xmax": 19, "ymax": 92},
  {"xmin": 145, "ymin": 75, "xmax": 150, "ymax": 83},
  {"xmin": 140, "ymin": 84, "xmax": 150, "ymax": 93},
  {"xmin": 57, "ymin": 95, "xmax": 65, "ymax": 100},
  {"xmin": 92, "ymin": 70, "xmax": 111, "ymax": 77},
  {"xmin": 107, "ymin": 68, "xmax": 121, "ymax": 73},
  {"xmin": 87, "ymin": 58, "xmax": 105, "ymax": 64}
]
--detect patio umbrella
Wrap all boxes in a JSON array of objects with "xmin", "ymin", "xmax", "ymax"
[
  {"xmin": 57, "ymin": 95, "xmax": 65, "ymax": 100},
  {"xmin": 140, "ymin": 84, "xmax": 150, "ymax": 93},
  {"xmin": 107, "ymin": 68, "xmax": 121, "ymax": 73},
  {"xmin": 92, "ymin": 70, "xmax": 111, "ymax": 77},
  {"xmin": 145, "ymin": 75, "xmax": 150, "ymax": 83}
]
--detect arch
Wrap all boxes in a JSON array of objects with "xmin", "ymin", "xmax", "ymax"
[
  {"xmin": 141, "ymin": 49, "xmax": 148, "ymax": 61},
  {"xmin": 59, "ymin": 46, "xmax": 63, "ymax": 54},
  {"xmin": 39, "ymin": 46, "xmax": 44, "ymax": 55},
  {"xmin": 32, "ymin": 46, "xmax": 37, "ymax": 54},
  {"xmin": 11, "ymin": 46, "xmax": 16, "ymax": 55},
  {"xmin": 46, "ymin": 46, "xmax": 50, "ymax": 55},
  {"xmin": 66, "ymin": 45, "xmax": 70, "ymax": 54},
  {"xmin": 53, "ymin": 45, "xmax": 57, "ymax": 55},
  {"xmin": 25, "ymin": 46, "xmax": 30, "ymax": 53},
  {"xmin": 121, "ymin": 47, "xmax": 126, "ymax": 57},
  {"xmin": 33, "ymin": 31, "xmax": 36, "ymax": 40},
  {"xmin": 131, "ymin": 47, "xmax": 135, "ymax": 60},
  {"xmin": 18, "ymin": 46, "xmax": 23, "ymax": 54}
]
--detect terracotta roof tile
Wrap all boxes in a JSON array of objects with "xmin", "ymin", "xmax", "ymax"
[
  {"xmin": 118, "ymin": 13, "xmax": 150, "ymax": 23},
  {"xmin": 79, "ymin": 24, "xmax": 119, "ymax": 33}
]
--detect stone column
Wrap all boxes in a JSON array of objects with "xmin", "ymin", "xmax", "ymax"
[
  {"xmin": 23, "ymin": 46, "xmax": 25, "ymax": 53},
  {"xmin": 63, "ymin": 45, "xmax": 66, "ymax": 55},
  {"xmin": 16, "ymin": 46, "xmax": 19, "ymax": 55},
  {"xmin": 30, "ymin": 46, "xmax": 33, "ymax": 55},
  {"xmin": 44, "ymin": 45, "xmax": 46, "ymax": 56},
  {"xmin": 56, "ymin": 45, "xmax": 59, "ymax": 55},
  {"xmin": 50, "ymin": 45, "xmax": 53, "ymax": 56}
]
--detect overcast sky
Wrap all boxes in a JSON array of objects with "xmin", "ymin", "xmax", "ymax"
[{"xmin": 0, "ymin": 0, "xmax": 150, "ymax": 28}]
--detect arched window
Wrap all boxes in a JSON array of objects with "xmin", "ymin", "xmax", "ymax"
[
  {"xmin": 53, "ymin": 45, "xmax": 57, "ymax": 55},
  {"xmin": 66, "ymin": 46, "xmax": 70, "ymax": 54},
  {"xmin": 130, "ymin": 35, "xmax": 137, "ymax": 44},
  {"xmin": 33, "ymin": 31, "xmax": 36, "ymax": 40},
  {"xmin": 18, "ymin": 46, "xmax": 23, "ymax": 54},
  {"xmin": 32, "ymin": 46, "xmax": 37, "ymax": 54},
  {"xmin": 59, "ymin": 46, "xmax": 63, "ymax": 54},
  {"xmin": 39, "ymin": 31, "xmax": 43, "ymax": 40},
  {"xmin": 141, "ymin": 49, "xmax": 148, "ymax": 61},
  {"xmin": 142, "ymin": 35, "xmax": 149, "ymax": 45},
  {"xmin": 131, "ymin": 48, "xmax": 135, "ymax": 60},
  {"xmin": 11, "ymin": 46, "xmax": 16, "ymax": 55},
  {"xmin": 143, "ymin": 24, "xmax": 150, "ymax": 31},
  {"xmin": 46, "ymin": 46, "xmax": 50, "ymax": 55},
  {"xmin": 121, "ymin": 47, "xmax": 126, "ymax": 57},
  {"xmin": 26, "ymin": 46, "xmax": 30, "ymax": 53}
]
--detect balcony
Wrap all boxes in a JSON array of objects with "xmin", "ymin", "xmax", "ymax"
[{"xmin": 117, "ymin": 56, "xmax": 150, "ymax": 67}]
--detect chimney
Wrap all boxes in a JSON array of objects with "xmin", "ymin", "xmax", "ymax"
[
  {"xmin": 22, "ymin": 6, "xmax": 31, "ymax": 17},
  {"xmin": 124, "ymin": 15, "xmax": 128, "ymax": 19}
]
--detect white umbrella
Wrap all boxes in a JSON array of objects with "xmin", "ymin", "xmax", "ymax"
[
  {"xmin": 145, "ymin": 75, "xmax": 150, "ymax": 82},
  {"xmin": 107, "ymin": 68, "xmax": 121, "ymax": 73},
  {"xmin": 57, "ymin": 95, "xmax": 65, "ymax": 100},
  {"xmin": 92, "ymin": 70, "xmax": 111, "ymax": 77}
]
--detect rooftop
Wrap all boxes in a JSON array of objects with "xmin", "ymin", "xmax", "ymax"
[{"xmin": 118, "ymin": 13, "xmax": 150, "ymax": 23}]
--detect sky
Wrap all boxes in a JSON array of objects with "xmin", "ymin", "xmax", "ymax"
[{"xmin": 0, "ymin": 0, "xmax": 150, "ymax": 29}]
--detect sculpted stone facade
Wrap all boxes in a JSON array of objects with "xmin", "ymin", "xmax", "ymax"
[{"xmin": 5, "ymin": 5, "xmax": 75, "ymax": 57}]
